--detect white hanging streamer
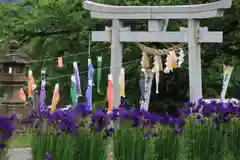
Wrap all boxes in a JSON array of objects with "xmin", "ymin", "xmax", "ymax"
[
  {"xmin": 152, "ymin": 55, "xmax": 162, "ymax": 94},
  {"xmin": 220, "ymin": 65, "xmax": 234, "ymax": 100},
  {"xmin": 143, "ymin": 70, "xmax": 154, "ymax": 111},
  {"xmin": 178, "ymin": 48, "xmax": 185, "ymax": 67}
]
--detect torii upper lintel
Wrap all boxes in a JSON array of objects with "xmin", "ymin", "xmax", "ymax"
[{"xmin": 83, "ymin": 0, "xmax": 232, "ymax": 19}]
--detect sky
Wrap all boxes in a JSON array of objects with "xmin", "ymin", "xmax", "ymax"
[{"xmin": 0, "ymin": 0, "xmax": 24, "ymax": 4}]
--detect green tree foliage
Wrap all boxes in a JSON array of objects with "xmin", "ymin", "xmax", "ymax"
[{"xmin": 0, "ymin": 0, "xmax": 239, "ymax": 112}]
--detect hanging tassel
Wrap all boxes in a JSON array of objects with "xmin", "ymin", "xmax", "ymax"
[
  {"xmin": 178, "ymin": 48, "xmax": 185, "ymax": 67},
  {"xmin": 50, "ymin": 83, "xmax": 60, "ymax": 113},
  {"xmin": 85, "ymin": 63, "xmax": 94, "ymax": 111},
  {"xmin": 153, "ymin": 56, "xmax": 162, "ymax": 94},
  {"xmin": 97, "ymin": 56, "xmax": 102, "ymax": 93},
  {"xmin": 141, "ymin": 52, "xmax": 150, "ymax": 69},
  {"xmin": 164, "ymin": 56, "xmax": 171, "ymax": 74},
  {"xmin": 119, "ymin": 68, "xmax": 125, "ymax": 97},
  {"xmin": 39, "ymin": 69, "xmax": 46, "ymax": 112},
  {"xmin": 57, "ymin": 57, "xmax": 63, "ymax": 69},
  {"xmin": 107, "ymin": 74, "xmax": 113, "ymax": 114},
  {"xmin": 19, "ymin": 88, "xmax": 26, "ymax": 102},
  {"xmin": 164, "ymin": 51, "xmax": 178, "ymax": 73},
  {"xmin": 73, "ymin": 61, "xmax": 82, "ymax": 97},
  {"xmin": 28, "ymin": 69, "xmax": 35, "ymax": 97},
  {"xmin": 169, "ymin": 51, "xmax": 178, "ymax": 68},
  {"xmin": 70, "ymin": 75, "xmax": 77, "ymax": 105}
]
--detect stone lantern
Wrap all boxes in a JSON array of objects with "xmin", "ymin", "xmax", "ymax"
[{"xmin": 0, "ymin": 40, "xmax": 32, "ymax": 116}]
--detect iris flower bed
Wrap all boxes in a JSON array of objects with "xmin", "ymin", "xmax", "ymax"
[
  {"xmin": 0, "ymin": 115, "xmax": 16, "ymax": 160},
  {"xmin": 0, "ymin": 99, "xmax": 240, "ymax": 160}
]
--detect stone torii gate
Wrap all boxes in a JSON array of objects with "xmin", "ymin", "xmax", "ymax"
[{"xmin": 83, "ymin": 0, "xmax": 232, "ymax": 107}]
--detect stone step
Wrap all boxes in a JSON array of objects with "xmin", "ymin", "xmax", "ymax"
[{"xmin": 8, "ymin": 148, "xmax": 31, "ymax": 160}]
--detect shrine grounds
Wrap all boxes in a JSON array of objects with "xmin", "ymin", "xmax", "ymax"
[{"xmin": 0, "ymin": 0, "xmax": 238, "ymax": 159}]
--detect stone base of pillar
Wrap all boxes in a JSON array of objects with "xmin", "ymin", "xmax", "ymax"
[
  {"xmin": 0, "ymin": 103, "xmax": 33, "ymax": 130},
  {"xmin": 0, "ymin": 102, "xmax": 32, "ymax": 118}
]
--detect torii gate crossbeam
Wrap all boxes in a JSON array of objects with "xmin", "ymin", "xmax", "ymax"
[{"xmin": 83, "ymin": 0, "xmax": 232, "ymax": 107}]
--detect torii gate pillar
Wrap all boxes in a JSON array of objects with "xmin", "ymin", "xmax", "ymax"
[
  {"xmin": 188, "ymin": 19, "xmax": 202, "ymax": 101},
  {"xmin": 110, "ymin": 19, "xmax": 123, "ymax": 107},
  {"xmin": 84, "ymin": 0, "xmax": 232, "ymax": 104}
]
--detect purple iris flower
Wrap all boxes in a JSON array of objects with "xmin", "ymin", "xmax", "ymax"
[
  {"xmin": 58, "ymin": 117, "xmax": 78, "ymax": 136},
  {"xmin": 70, "ymin": 104, "xmax": 91, "ymax": 118},
  {"xmin": 118, "ymin": 108, "xmax": 128, "ymax": 119},
  {"xmin": 91, "ymin": 110, "xmax": 108, "ymax": 132},
  {"xmin": 174, "ymin": 128, "xmax": 184, "ymax": 134},
  {"xmin": 143, "ymin": 113, "xmax": 160, "ymax": 126},
  {"xmin": 45, "ymin": 152, "xmax": 52, "ymax": 160},
  {"xmin": 0, "ymin": 115, "xmax": 16, "ymax": 149},
  {"xmin": 177, "ymin": 108, "xmax": 190, "ymax": 116},
  {"xmin": 158, "ymin": 116, "xmax": 172, "ymax": 126},
  {"xmin": 213, "ymin": 116, "xmax": 220, "ymax": 130},
  {"xmin": 174, "ymin": 118, "xmax": 185, "ymax": 128},
  {"xmin": 196, "ymin": 115, "xmax": 205, "ymax": 124},
  {"xmin": 109, "ymin": 108, "xmax": 119, "ymax": 121},
  {"xmin": 143, "ymin": 132, "xmax": 150, "ymax": 139},
  {"xmin": 202, "ymin": 105, "xmax": 213, "ymax": 117},
  {"xmin": 103, "ymin": 127, "xmax": 115, "ymax": 138}
]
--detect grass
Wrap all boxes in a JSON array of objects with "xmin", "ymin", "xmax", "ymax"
[
  {"xmin": 0, "ymin": 149, "xmax": 8, "ymax": 160},
  {"xmin": 8, "ymin": 134, "xmax": 32, "ymax": 149},
  {"xmin": 31, "ymin": 130, "xmax": 107, "ymax": 160}
]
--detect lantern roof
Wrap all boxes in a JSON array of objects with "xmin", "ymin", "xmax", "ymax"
[{"xmin": 0, "ymin": 40, "xmax": 32, "ymax": 64}]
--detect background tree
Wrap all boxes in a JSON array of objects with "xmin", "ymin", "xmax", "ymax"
[{"xmin": 0, "ymin": 0, "xmax": 239, "ymax": 113}]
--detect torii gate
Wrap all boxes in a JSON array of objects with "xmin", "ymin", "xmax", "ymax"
[{"xmin": 83, "ymin": 0, "xmax": 232, "ymax": 107}]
